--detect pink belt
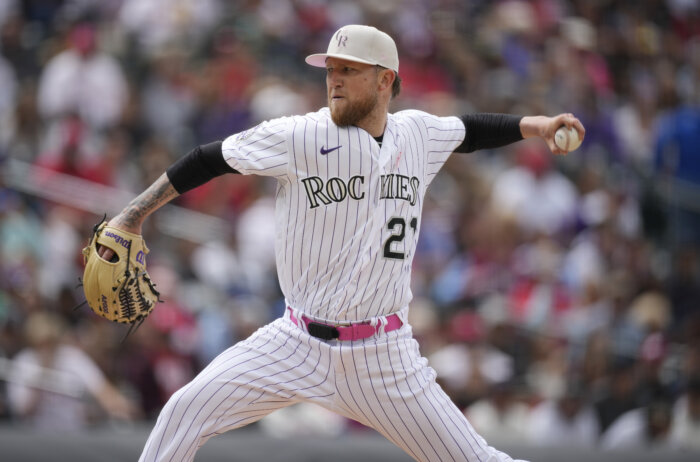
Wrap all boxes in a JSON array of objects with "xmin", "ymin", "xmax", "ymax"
[{"xmin": 286, "ymin": 307, "xmax": 403, "ymax": 341}]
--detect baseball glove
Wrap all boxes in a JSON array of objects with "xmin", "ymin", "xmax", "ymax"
[{"xmin": 81, "ymin": 219, "xmax": 160, "ymax": 324}]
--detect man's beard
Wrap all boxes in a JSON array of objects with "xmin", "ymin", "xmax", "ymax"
[{"xmin": 329, "ymin": 90, "xmax": 378, "ymax": 127}]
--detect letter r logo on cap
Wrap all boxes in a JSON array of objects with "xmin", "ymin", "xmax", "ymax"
[{"xmin": 335, "ymin": 31, "xmax": 348, "ymax": 47}]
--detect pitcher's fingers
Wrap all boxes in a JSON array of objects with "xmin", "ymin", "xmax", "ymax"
[
  {"xmin": 559, "ymin": 113, "xmax": 576, "ymax": 129},
  {"xmin": 546, "ymin": 138, "xmax": 565, "ymax": 155},
  {"xmin": 98, "ymin": 245, "xmax": 116, "ymax": 262}
]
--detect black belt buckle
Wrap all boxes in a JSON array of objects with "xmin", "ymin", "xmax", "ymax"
[{"xmin": 307, "ymin": 321, "xmax": 340, "ymax": 340}]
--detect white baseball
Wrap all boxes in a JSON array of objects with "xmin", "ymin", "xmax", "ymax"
[{"xmin": 554, "ymin": 125, "xmax": 582, "ymax": 152}]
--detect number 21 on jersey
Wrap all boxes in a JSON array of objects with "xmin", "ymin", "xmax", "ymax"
[{"xmin": 383, "ymin": 217, "xmax": 418, "ymax": 260}]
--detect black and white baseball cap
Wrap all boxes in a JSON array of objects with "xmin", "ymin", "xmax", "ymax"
[{"xmin": 306, "ymin": 25, "xmax": 399, "ymax": 73}]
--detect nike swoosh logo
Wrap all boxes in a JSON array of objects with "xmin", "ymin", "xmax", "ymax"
[{"xmin": 320, "ymin": 145, "xmax": 342, "ymax": 155}]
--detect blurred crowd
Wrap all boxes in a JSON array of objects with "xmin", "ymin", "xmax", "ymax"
[{"xmin": 1, "ymin": 0, "xmax": 700, "ymax": 453}]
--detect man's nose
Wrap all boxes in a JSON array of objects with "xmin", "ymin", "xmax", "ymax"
[{"xmin": 328, "ymin": 73, "xmax": 343, "ymax": 87}]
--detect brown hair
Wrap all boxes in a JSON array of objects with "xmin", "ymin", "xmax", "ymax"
[{"xmin": 391, "ymin": 73, "xmax": 402, "ymax": 99}]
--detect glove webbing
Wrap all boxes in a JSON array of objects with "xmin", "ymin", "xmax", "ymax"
[{"xmin": 114, "ymin": 236, "xmax": 162, "ymax": 323}]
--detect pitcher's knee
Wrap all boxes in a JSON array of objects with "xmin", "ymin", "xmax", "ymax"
[{"xmin": 158, "ymin": 382, "xmax": 205, "ymax": 424}]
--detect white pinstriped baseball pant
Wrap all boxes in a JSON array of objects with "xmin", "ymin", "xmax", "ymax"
[{"xmin": 139, "ymin": 308, "xmax": 524, "ymax": 462}]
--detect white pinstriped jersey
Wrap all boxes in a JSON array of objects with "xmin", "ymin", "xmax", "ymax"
[{"xmin": 222, "ymin": 107, "xmax": 465, "ymax": 322}]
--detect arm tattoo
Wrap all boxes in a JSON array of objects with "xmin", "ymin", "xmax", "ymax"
[{"xmin": 118, "ymin": 174, "xmax": 179, "ymax": 228}]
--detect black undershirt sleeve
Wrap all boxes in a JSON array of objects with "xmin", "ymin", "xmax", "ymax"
[
  {"xmin": 454, "ymin": 113, "xmax": 524, "ymax": 153},
  {"xmin": 166, "ymin": 141, "xmax": 239, "ymax": 194}
]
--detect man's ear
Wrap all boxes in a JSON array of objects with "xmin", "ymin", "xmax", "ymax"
[{"xmin": 378, "ymin": 69, "xmax": 395, "ymax": 92}]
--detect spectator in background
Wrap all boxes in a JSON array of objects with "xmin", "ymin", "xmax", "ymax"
[
  {"xmin": 140, "ymin": 46, "xmax": 197, "ymax": 150},
  {"xmin": 464, "ymin": 380, "xmax": 531, "ymax": 445},
  {"xmin": 528, "ymin": 379, "xmax": 600, "ymax": 447},
  {"xmin": 0, "ymin": 7, "xmax": 39, "ymax": 82},
  {"xmin": 4, "ymin": 80, "xmax": 41, "ymax": 161},
  {"xmin": 600, "ymin": 400, "xmax": 674, "ymax": 450},
  {"xmin": 600, "ymin": 271, "xmax": 646, "ymax": 360},
  {"xmin": 670, "ymin": 375, "xmax": 700, "ymax": 451},
  {"xmin": 629, "ymin": 293, "xmax": 676, "ymax": 406},
  {"xmin": 431, "ymin": 210, "xmax": 520, "ymax": 306},
  {"xmin": 654, "ymin": 87, "xmax": 700, "ymax": 248},
  {"xmin": 508, "ymin": 235, "xmax": 572, "ymax": 333},
  {"xmin": 33, "ymin": 114, "xmax": 99, "ymax": 182},
  {"xmin": 37, "ymin": 20, "xmax": 128, "ymax": 131},
  {"xmin": 191, "ymin": 27, "xmax": 255, "ymax": 144},
  {"xmin": 7, "ymin": 311, "xmax": 139, "ymax": 431},
  {"xmin": 525, "ymin": 336, "xmax": 569, "ymax": 401},
  {"xmin": 429, "ymin": 310, "xmax": 514, "ymax": 408},
  {"xmin": 0, "ymin": 0, "xmax": 17, "ymax": 29},
  {"xmin": 491, "ymin": 142, "xmax": 578, "ymax": 237},
  {"xmin": 612, "ymin": 73, "xmax": 658, "ymax": 172},
  {"xmin": 667, "ymin": 247, "xmax": 700, "ymax": 338},
  {"xmin": 35, "ymin": 206, "xmax": 83, "ymax": 301},
  {"xmin": 594, "ymin": 358, "xmax": 640, "ymax": 434},
  {"xmin": 118, "ymin": 0, "xmax": 222, "ymax": 58},
  {"xmin": 0, "ymin": 189, "xmax": 43, "ymax": 269},
  {"xmin": 0, "ymin": 49, "xmax": 17, "ymax": 153}
]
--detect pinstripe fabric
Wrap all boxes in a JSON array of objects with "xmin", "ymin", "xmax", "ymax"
[
  {"xmin": 140, "ymin": 314, "xmax": 521, "ymax": 462},
  {"xmin": 221, "ymin": 108, "xmax": 465, "ymax": 322},
  {"xmin": 141, "ymin": 108, "xmax": 525, "ymax": 462}
]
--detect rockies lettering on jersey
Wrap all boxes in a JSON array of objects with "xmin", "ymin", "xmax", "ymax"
[
  {"xmin": 379, "ymin": 174, "xmax": 420, "ymax": 205},
  {"xmin": 301, "ymin": 175, "xmax": 365, "ymax": 208},
  {"xmin": 300, "ymin": 174, "xmax": 418, "ymax": 209},
  {"xmin": 222, "ymin": 108, "xmax": 465, "ymax": 322}
]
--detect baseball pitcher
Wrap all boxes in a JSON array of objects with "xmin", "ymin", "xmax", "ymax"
[{"xmin": 85, "ymin": 25, "xmax": 584, "ymax": 462}]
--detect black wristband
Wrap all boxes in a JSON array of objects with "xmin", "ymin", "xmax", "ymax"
[
  {"xmin": 166, "ymin": 141, "xmax": 238, "ymax": 194},
  {"xmin": 455, "ymin": 113, "xmax": 523, "ymax": 153}
]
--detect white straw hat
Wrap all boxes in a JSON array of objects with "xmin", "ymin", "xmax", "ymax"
[{"xmin": 306, "ymin": 25, "xmax": 399, "ymax": 73}]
